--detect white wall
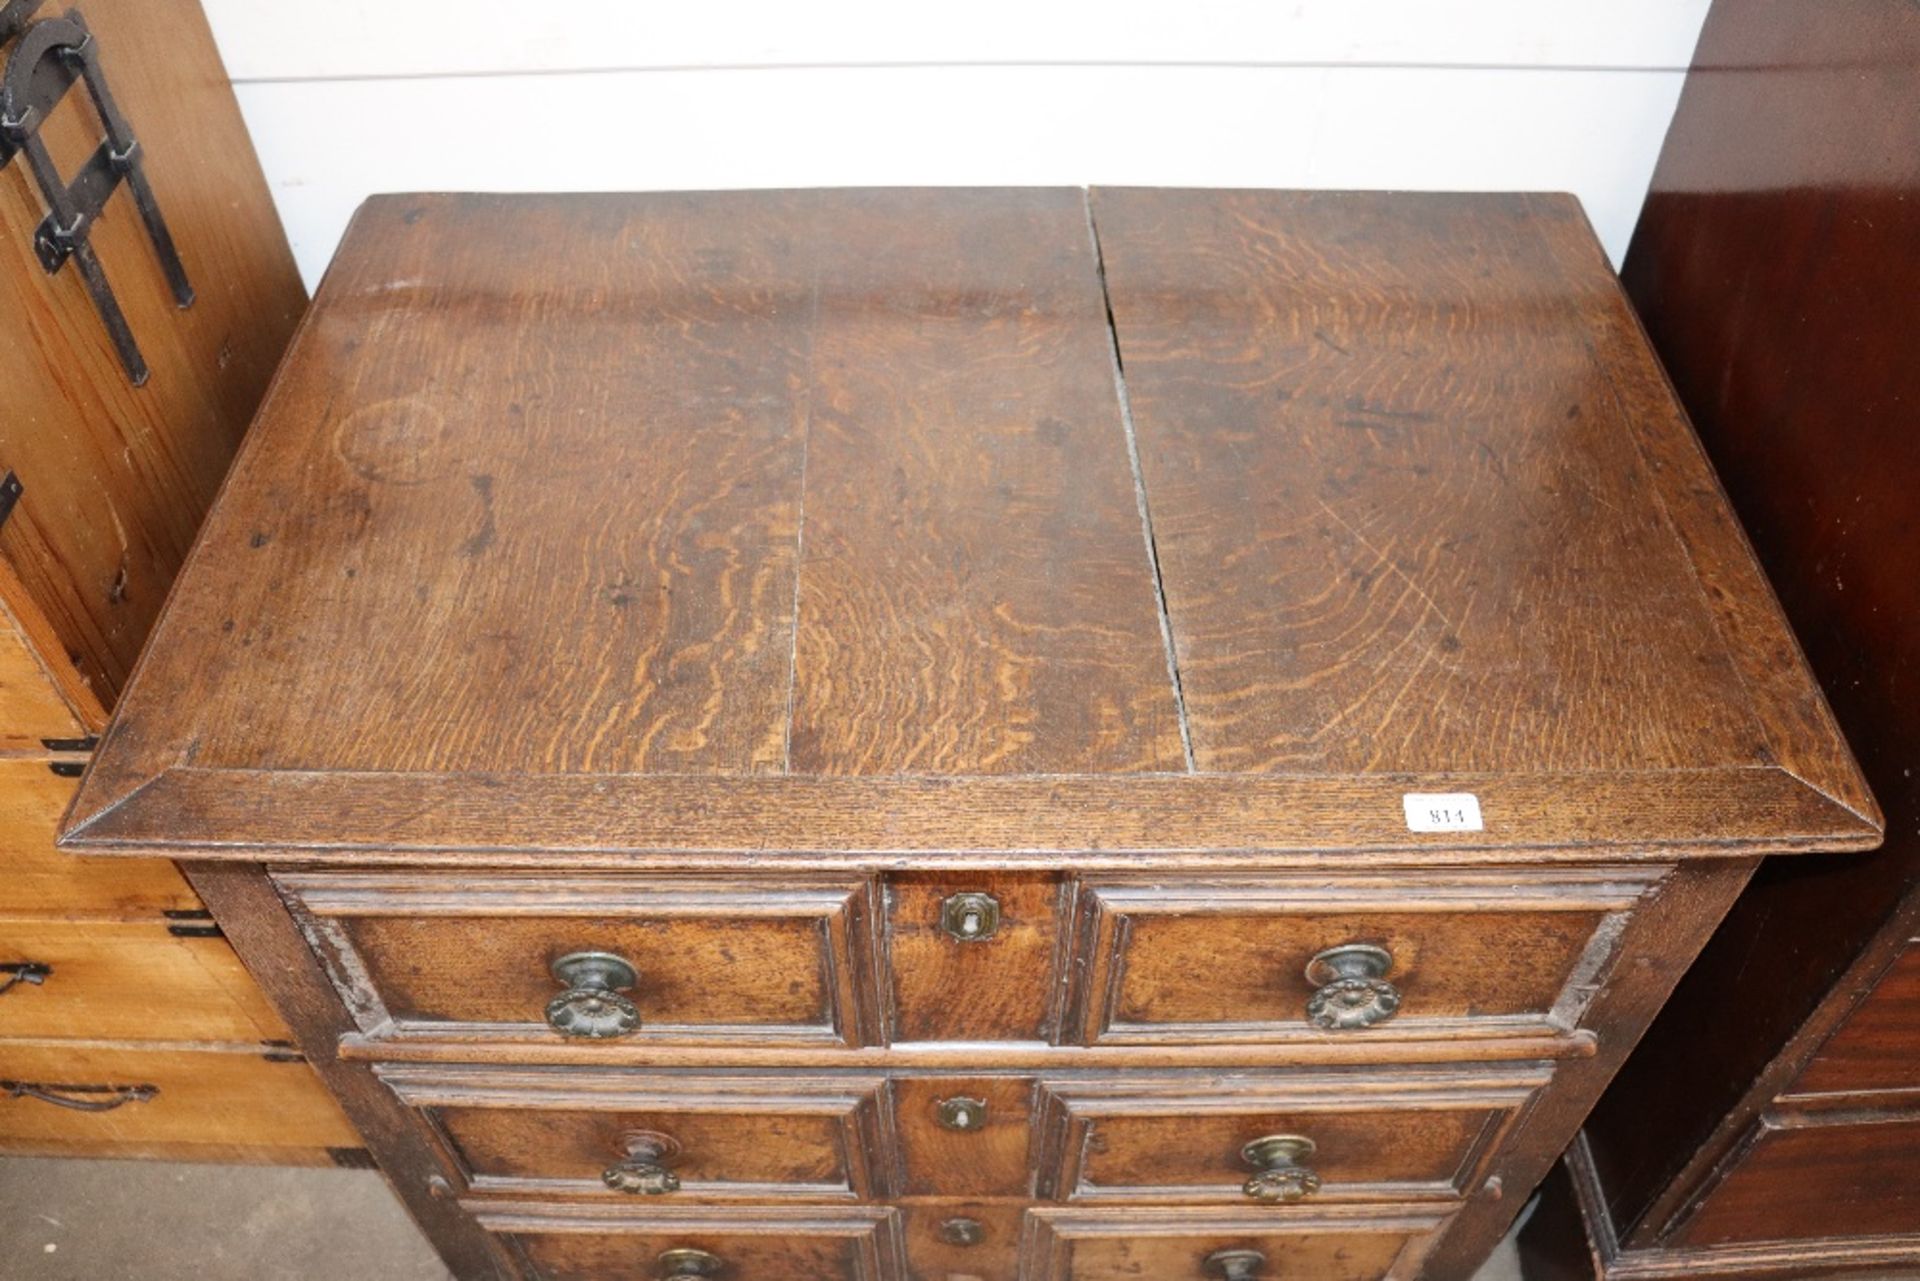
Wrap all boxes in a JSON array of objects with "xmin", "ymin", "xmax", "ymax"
[{"xmin": 201, "ymin": 2, "xmax": 1710, "ymax": 290}]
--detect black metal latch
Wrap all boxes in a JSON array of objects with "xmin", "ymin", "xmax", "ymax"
[{"xmin": 0, "ymin": 2, "xmax": 193, "ymax": 385}]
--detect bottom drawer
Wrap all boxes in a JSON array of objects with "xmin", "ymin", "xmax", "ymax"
[
  {"xmin": 0, "ymin": 1041, "xmax": 357, "ymax": 1163},
  {"xmin": 1024, "ymin": 1205, "xmax": 1450, "ymax": 1281},
  {"xmin": 472, "ymin": 1202, "xmax": 904, "ymax": 1280},
  {"xmin": 1670, "ymin": 1109, "xmax": 1920, "ymax": 1247}
]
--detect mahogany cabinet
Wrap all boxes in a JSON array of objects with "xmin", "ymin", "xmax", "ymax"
[
  {"xmin": 60, "ymin": 188, "xmax": 1877, "ymax": 1280},
  {"xmin": 1518, "ymin": 2, "xmax": 1920, "ymax": 1278},
  {"xmin": 0, "ymin": 0, "xmax": 353, "ymax": 1162}
]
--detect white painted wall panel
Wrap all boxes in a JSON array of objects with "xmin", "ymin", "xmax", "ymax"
[
  {"xmin": 203, "ymin": 1, "xmax": 1711, "ymax": 80},
  {"xmin": 235, "ymin": 64, "xmax": 1687, "ymax": 288}
]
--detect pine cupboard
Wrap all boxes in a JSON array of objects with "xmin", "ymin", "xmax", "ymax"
[
  {"xmin": 0, "ymin": 0, "xmax": 352, "ymax": 1164},
  {"xmin": 61, "ymin": 188, "xmax": 1879, "ymax": 1280}
]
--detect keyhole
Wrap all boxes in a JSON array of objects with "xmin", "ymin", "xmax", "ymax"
[{"xmin": 959, "ymin": 910, "xmax": 982, "ymax": 937}]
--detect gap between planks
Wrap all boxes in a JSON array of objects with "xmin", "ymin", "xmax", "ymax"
[{"xmin": 1083, "ymin": 188, "xmax": 1196, "ymax": 773}]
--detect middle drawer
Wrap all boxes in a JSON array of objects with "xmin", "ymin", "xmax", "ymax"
[{"xmin": 380, "ymin": 1064, "xmax": 1550, "ymax": 1207}]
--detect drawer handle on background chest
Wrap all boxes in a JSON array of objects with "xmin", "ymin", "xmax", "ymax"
[
  {"xmin": 1304, "ymin": 943, "xmax": 1401, "ymax": 1029},
  {"xmin": 2, "ymin": 1079, "xmax": 157, "ymax": 1112},
  {"xmin": 0, "ymin": 961, "xmax": 51, "ymax": 994},
  {"xmin": 603, "ymin": 1132, "xmax": 681, "ymax": 1195},
  {"xmin": 1240, "ymin": 1134, "xmax": 1321, "ymax": 1203},
  {"xmin": 656, "ymin": 1248, "xmax": 723, "ymax": 1278},
  {"xmin": 545, "ymin": 951, "xmax": 642, "ymax": 1038},
  {"xmin": 1205, "ymin": 1249, "xmax": 1268, "ymax": 1280}
]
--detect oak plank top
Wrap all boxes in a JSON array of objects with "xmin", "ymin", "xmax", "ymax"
[{"xmin": 62, "ymin": 189, "xmax": 1879, "ymax": 862}]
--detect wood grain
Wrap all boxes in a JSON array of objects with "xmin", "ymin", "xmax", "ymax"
[
  {"xmin": 1091, "ymin": 188, "xmax": 1778, "ymax": 783},
  {"xmin": 1789, "ymin": 941, "xmax": 1920, "ymax": 1097},
  {"xmin": 1667, "ymin": 1110, "xmax": 1920, "ymax": 1248},
  {"xmin": 885, "ymin": 872, "xmax": 1070, "ymax": 1043},
  {"xmin": 472, "ymin": 1202, "xmax": 902, "ymax": 1281},
  {"xmin": 0, "ymin": 0, "xmax": 303, "ymax": 706},
  {"xmin": 278, "ymin": 871, "xmax": 880, "ymax": 1048},
  {"xmin": 0, "ymin": 599, "xmax": 92, "ymax": 750},
  {"xmin": 0, "ymin": 918, "xmax": 288, "ymax": 1041},
  {"xmin": 60, "ymin": 189, "xmax": 1876, "ymax": 866},
  {"xmin": 0, "ymin": 761, "xmax": 197, "ymax": 919},
  {"xmin": 787, "ymin": 188, "xmax": 1182, "ymax": 775},
  {"xmin": 0, "ymin": 1039, "xmax": 354, "ymax": 1158},
  {"xmin": 1023, "ymin": 1204, "xmax": 1447, "ymax": 1281},
  {"xmin": 379, "ymin": 1065, "xmax": 890, "ymax": 1202}
]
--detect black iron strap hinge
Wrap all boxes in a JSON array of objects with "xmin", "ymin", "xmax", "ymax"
[{"xmin": 0, "ymin": 3, "xmax": 193, "ymax": 385}]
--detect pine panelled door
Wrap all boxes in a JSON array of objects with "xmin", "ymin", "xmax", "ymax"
[{"xmin": 60, "ymin": 189, "xmax": 1878, "ymax": 1280}]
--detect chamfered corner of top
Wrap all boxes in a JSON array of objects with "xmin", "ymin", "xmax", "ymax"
[
  {"xmin": 1777, "ymin": 762, "xmax": 1886, "ymax": 851},
  {"xmin": 53, "ymin": 725, "xmax": 177, "ymax": 853}
]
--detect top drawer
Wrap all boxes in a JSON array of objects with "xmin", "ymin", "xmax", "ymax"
[
  {"xmin": 1069, "ymin": 870, "xmax": 1660, "ymax": 1045},
  {"xmin": 277, "ymin": 873, "xmax": 882, "ymax": 1049}
]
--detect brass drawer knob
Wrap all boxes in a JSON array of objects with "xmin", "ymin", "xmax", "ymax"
[
  {"xmin": 545, "ymin": 951, "xmax": 641, "ymax": 1038},
  {"xmin": 603, "ymin": 1132, "xmax": 680, "ymax": 1195},
  {"xmin": 940, "ymin": 891, "xmax": 1001, "ymax": 941},
  {"xmin": 657, "ymin": 1248, "xmax": 723, "ymax": 1278},
  {"xmin": 1241, "ymin": 1134, "xmax": 1321, "ymax": 1203},
  {"xmin": 936, "ymin": 1096, "xmax": 989, "ymax": 1130},
  {"xmin": 1205, "ymin": 1249, "xmax": 1267, "ymax": 1280},
  {"xmin": 1304, "ymin": 943, "xmax": 1400, "ymax": 1029}
]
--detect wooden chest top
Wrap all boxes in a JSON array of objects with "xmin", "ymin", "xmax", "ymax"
[{"xmin": 61, "ymin": 189, "xmax": 1877, "ymax": 864}]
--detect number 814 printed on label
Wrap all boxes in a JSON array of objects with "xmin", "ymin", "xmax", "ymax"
[{"xmin": 1402, "ymin": 792, "xmax": 1484, "ymax": 833}]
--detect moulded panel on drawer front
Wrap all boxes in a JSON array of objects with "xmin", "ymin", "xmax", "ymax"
[
  {"xmin": 276, "ymin": 873, "xmax": 883, "ymax": 1048},
  {"xmin": 1034, "ymin": 1065, "xmax": 1550, "ymax": 1206},
  {"xmin": 378, "ymin": 1064, "xmax": 892, "ymax": 1202},
  {"xmin": 1071, "ymin": 871, "xmax": 1661, "ymax": 1046},
  {"xmin": 1667, "ymin": 1109, "xmax": 1920, "ymax": 1247},
  {"xmin": 1788, "ymin": 941, "xmax": 1920, "ymax": 1098},
  {"xmin": 1023, "ymin": 1204, "xmax": 1450, "ymax": 1281},
  {"xmin": 473, "ymin": 1202, "xmax": 904, "ymax": 1281}
]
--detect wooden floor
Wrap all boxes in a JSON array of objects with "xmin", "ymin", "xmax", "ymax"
[{"xmin": 0, "ymin": 1155, "xmax": 1526, "ymax": 1280}]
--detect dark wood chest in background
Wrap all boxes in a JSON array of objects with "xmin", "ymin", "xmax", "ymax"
[
  {"xmin": 1518, "ymin": 2, "xmax": 1920, "ymax": 1278},
  {"xmin": 60, "ymin": 188, "xmax": 1878, "ymax": 1281}
]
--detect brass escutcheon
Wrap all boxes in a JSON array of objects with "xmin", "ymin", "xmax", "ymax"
[
  {"xmin": 940, "ymin": 891, "xmax": 1001, "ymax": 942},
  {"xmin": 1205, "ymin": 1248, "xmax": 1268, "ymax": 1280},
  {"xmin": 936, "ymin": 1096, "xmax": 989, "ymax": 1131}
]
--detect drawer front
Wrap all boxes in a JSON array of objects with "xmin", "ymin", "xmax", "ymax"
[
  {"xmin": 0, "ymin": 761, "xmax": 201, "ymax": 919},
  {"xmin": 901, "ymin": 1203, "xmax": 1024, "ymax": 1281},
  {"xmin": 1791, "ymin": 940, "xmax": 1920, "ymax": 1097},
  {"xmin": 0, "ymin": 919, "xmax": 288, "ymax": 1042},
  {"xmin": 1035, "ymin": 1068, "xmax": 1544, "ymax": 1205},
  {"xmin": 475, "ymin": 1204, "xmax": 902, "ymax": 1281},
  {"xmin": 886, "ymin": 872, "xmax": 1070, "ymax": 1043},
  {"xmin": 1072, "ymin": 871, "xmax": 1656, "ymax": 1044},
  {"xmin": 381, "ymin": 1065, "xmax": 890, "ymax": 1201},
  {"xmin": 1671, "ymin": 1110, "xmax": 1920, "ymax": 1247},
  {"xmin": 893, "ymin": 1075, "xmax": 1038, "ymax": 1197},
  {"xmin": 279, "ymin": 873, "xmax": 881, "ymax": 1048},
  {"xmin": 1024, "ymin": 1206, "xmax": 1447, "ymax": 1281},
  {"xmin": 0, "ymin": 1041, "xmax": 356, "ymax": 1161}
]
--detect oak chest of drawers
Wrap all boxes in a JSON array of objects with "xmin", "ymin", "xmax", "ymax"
[{"xmin": 60, "ymin": 188, "xmax": 1879, "ymax": 1281}]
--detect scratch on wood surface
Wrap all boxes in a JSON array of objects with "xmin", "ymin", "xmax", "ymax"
[{"xmin": 1315, "ymin": 497, "xmax": 1459, "ymax": 632}]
